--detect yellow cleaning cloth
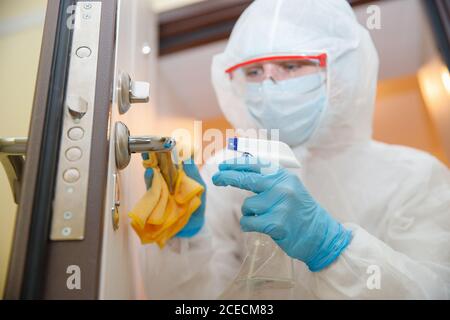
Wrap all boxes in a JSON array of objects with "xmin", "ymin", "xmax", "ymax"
[{"xmin": 129, "ymin": 153, "xmax": 204, "ymax": 248}]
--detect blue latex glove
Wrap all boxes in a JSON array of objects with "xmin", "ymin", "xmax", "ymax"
[
  {"xmin": 212, "ymin": 157, "xmax": 352, "ymax": 272},
  {"xmin": 142, "ymin": 153, "xmax": 206, "ymax": 238}
]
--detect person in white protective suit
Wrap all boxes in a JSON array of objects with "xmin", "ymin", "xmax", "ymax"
[{"xmin": 142, "ymin": 0, "xmax": 450, "ymax": 299}]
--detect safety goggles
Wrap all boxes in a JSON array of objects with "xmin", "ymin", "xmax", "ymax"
[{"xmin": 226, "ymin": 53, "xmax": 328, "ymax": 96}]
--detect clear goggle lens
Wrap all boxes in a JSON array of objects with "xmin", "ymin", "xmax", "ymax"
[{"xmin": 226, "ymin": 54, "xmax": 327, "ymax": 96}]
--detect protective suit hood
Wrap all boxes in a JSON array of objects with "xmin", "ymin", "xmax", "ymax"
[{"xmin": 211, "ymin": 0, "xmax": 379, "ymax": 150}]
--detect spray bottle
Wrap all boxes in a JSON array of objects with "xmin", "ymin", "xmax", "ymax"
[{"xmin": 219, "ymin": 137, "xmax": 300, "ymax": 299}]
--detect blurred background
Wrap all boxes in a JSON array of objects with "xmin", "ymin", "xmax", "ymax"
[{"xmin": 0, "ymin": 0, "xmax": 449, "ymax": 297}]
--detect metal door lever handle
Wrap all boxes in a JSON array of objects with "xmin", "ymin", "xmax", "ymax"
[
  {"xmin": 0, "ymin": 137, "xmax": 27, "ymax": 204},
  {"xmin": 114, "ymin": 121, "xmax": 178, "ymax": 193}
]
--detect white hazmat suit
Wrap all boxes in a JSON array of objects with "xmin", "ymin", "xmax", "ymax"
[{"xmin": 143, "ymin": 0, "xmax": 450, "ymax": 299}]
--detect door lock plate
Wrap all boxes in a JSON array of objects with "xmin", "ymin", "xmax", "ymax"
[{"xmin": 50, "ymin": 2, "xmax": 102, "ymax": 241}]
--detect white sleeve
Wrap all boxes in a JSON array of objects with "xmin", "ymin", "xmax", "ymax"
[{"xmin": 311, "ymin": 163, "xmax": 450, "ymax": 299}]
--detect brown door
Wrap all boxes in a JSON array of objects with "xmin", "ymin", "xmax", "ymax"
[{"xmin": 2, "ymin": 0, "xmax": 117, "ymax": 299}]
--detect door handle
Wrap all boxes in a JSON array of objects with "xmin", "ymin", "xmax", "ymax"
[
  {"xmin": 114, "ymin": 121, "xmax": 178, "ymax": 193},
  {"xmin": 0, "ymin": 137, "xmax": 27, "ymax": 204}
]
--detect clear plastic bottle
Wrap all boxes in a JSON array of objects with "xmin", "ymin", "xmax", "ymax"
[{"xmin": 219, "ymin": 233, "xmax": 295, "ymax": 299}]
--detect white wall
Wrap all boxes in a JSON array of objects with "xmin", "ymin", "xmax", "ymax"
[
  {"xmin": 150, "ymin": 0, "xmax": 206, "ymax": 12},
  {"xmin": 0, "ymin": 0, "xmax": 47, "ymax": 299},
  {"xmin": 353, "ymin": 0, "xmax": 437, "ymax": 79}
]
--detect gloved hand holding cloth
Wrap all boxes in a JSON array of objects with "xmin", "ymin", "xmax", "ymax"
[
  {"xmin": 129, "ymin": 153, "xmax": 206, "ymax": 248},
  {"xmin": 212, "ymin": 156, "xmax": 352, "ymax": 272}
]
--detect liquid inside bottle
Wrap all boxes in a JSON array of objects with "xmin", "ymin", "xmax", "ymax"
[{"xmin": 219, "ymin": 233, "xmax": 295, "ymax": 299}]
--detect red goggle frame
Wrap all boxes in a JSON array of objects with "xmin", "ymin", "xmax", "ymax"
[{"xmin": 225, "ymin": 53, "xmax": 327, "ymax": 76}]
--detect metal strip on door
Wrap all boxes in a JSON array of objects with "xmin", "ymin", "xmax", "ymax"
[{"xmin": 50, "ymin": 2, "xmax": 102, "ymax": 240}]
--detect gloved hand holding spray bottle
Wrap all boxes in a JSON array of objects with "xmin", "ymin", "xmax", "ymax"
[
  {"xmin": 213, "ymin": 137, "xmax": 352, "ymax": 299},
  {"xmin": 214, "ymin": 138, "xmax": 299, "ymax": 299}
]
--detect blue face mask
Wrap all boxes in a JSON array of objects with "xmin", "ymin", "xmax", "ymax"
[{"xmin": 245, "ymin": 73, "xmax": 327, "ymax": 147}]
